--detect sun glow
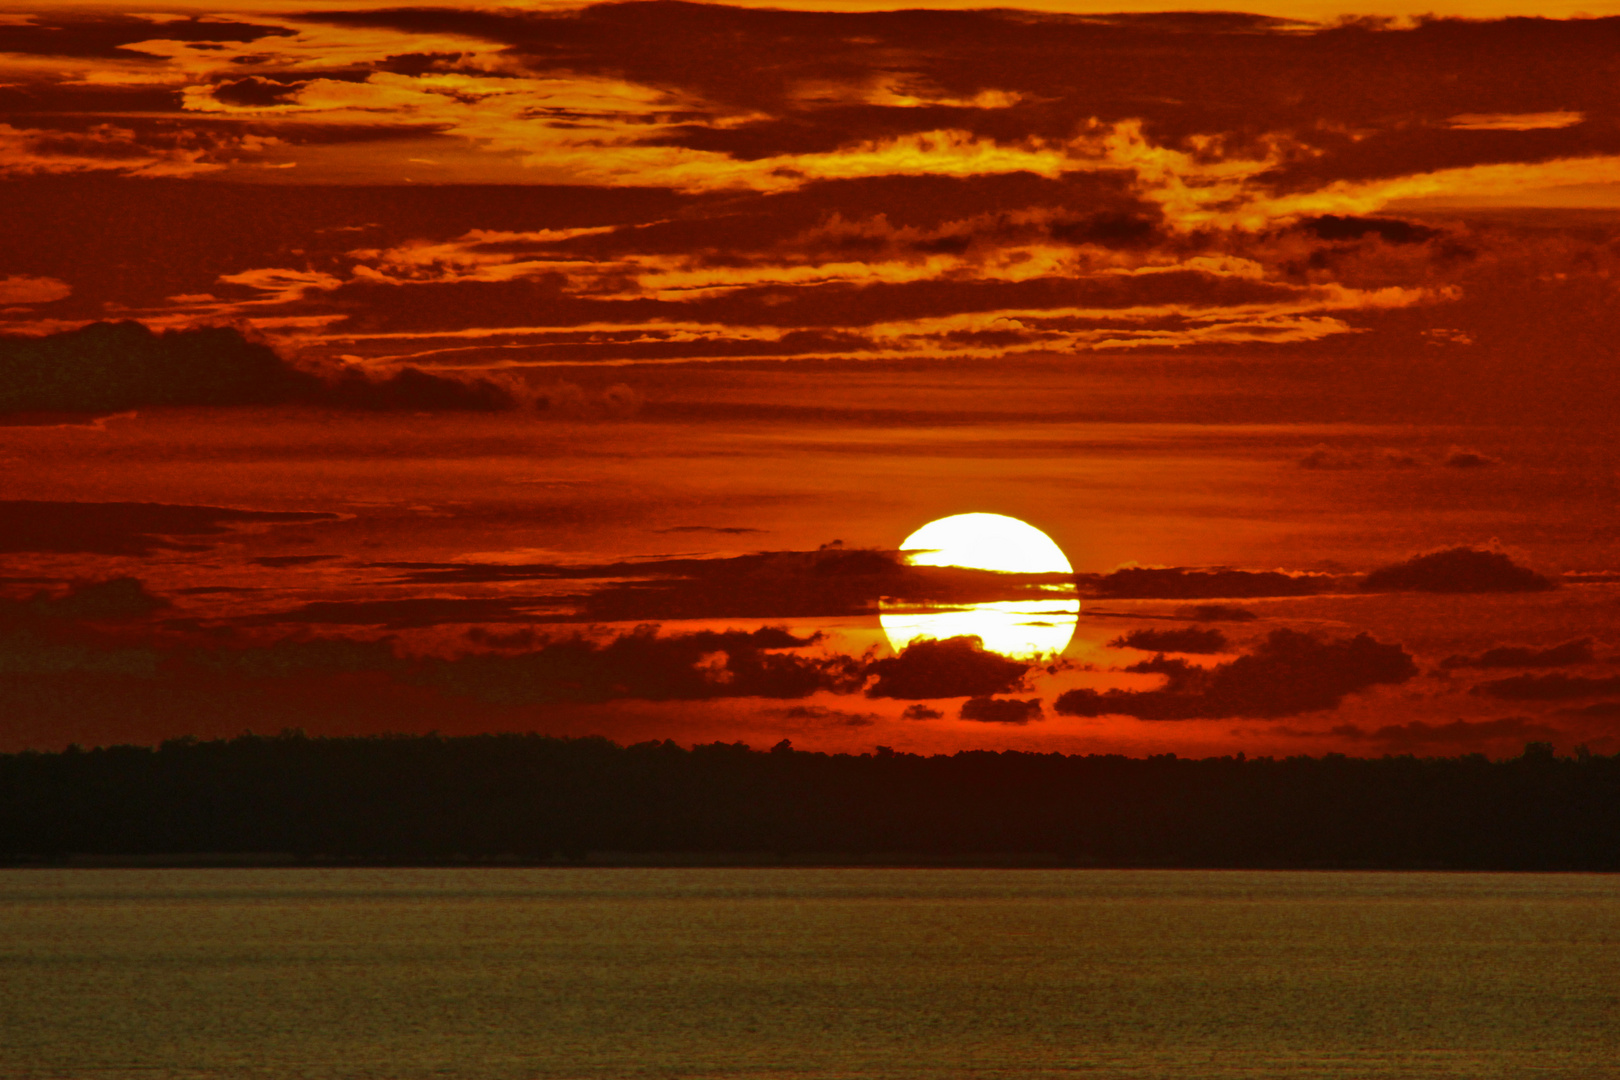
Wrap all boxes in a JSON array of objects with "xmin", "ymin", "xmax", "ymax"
[{"xmin": 880, "ymin": 513, "xmax": 1080, "ymax": 660}]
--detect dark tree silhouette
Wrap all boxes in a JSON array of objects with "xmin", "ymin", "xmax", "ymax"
[{"xmin": 2, "ymin": 734, "xmax": 1616, "ymax": 870}]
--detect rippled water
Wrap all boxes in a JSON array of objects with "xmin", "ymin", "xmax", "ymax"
[{"xmin": 1, "ymin": 869, "xmax": 1616, "ymax": 1079}]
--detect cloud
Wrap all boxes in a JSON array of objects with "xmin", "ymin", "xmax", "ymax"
[
  {"xmin": 6, "ymin": 8, "xmax": 1620, "ymax": 385},
  {"xmin": 1298, "ymin": 444, "xmax": 1361, "ymax": 470},
  {"xmin": 0, "ymin": 628, "xmax": 162, "ymax": 680},
  {"xmin": 1108, "ymin": 627, "xmax": 1229, "ymax": 654},
  {"xmin": 655, "ymin": 526, "xmax": 767, "ymax": 535},
  {"xmin": 0, "ymin": 620, "xmax": 306, "ymax": 705},
  {"xmin": 959, "ymin": 696, "xmax": 1042, "ymax": 724},
  {"xmin": 374, "ymin": 543, "xmax": 1075, "ymax": 634},
  {"xmin": 0, "ymin": 15, "xmax": 293, "ymax": 60},
  {"xmin": 316, "ymin": 364, "xmax": 521, "ymax": 412},
  {"xmin": 0, "ymin": 177, "xmax": 702, "ymax": 336},
  {"xmin": 1442, "ymin": 446, "xmax": 1501, "ymax": 469},
  {"xmin": 423, "ymin": 625, "xmax": 862, "ymax": 704},
  {"xmin": 2, "ymin": 600, "xmax": 862, "ymax": 706},
  {"xmin": 252, "ymin": 555, "xmax": 339, "ymax": 569},
  {"xmin": 0, "ymin": 122, "xmax": 252, "ymax": 179},
  {"xmin": 177, "ymin": 635, "xmax": 407, "ymax": 682},
  {"xmin": 0, "ymin": 577, "xmax": 168, "ymax": 624},
  {"xmin": 1362, "ymin": 547, "xmax": 1553, "ymax": 594},
  {"xmin": 1303, "ymin": 216, "xmax": 1439, "ymax": 245},
  {"xmin": 864, "ymin": 636, "xmax": 1030, "ymax": 700},
  {"xmin": 1255, "ymin": 154, "xmax": 1620, "ymax": 223},
  {"xmin": 1086, "ymin": 566, "xmax": 1330, "ymax": 599},
  {"xmin": 1173, "ymin": 605, "xmax": 1258, "ymax": 622},
  {"xmin": 1328, "ymin": 716, "xmax": 1561, "ymax": 752},
  {"xmin": 290, "ymin": 6, "xmax": 1620, "ymax": 209},
  {"xmin": 767, "ymin": 704, "xmax": 878, "ymax": 726},
  {"xmin": 1471, "ymin": 673, "xmax": 1620, "ymax": 702},
  {"xmin": 0, "ymin": 321, "xmax": 525, "ymax": 415},
  {"xmin": 0, "ymin": 154, "xmax": 1466, "ymax": 371},
  {"xmin": 11, "ymin": 7, "xmax": 1620, "ymax": 214},
  {"xmin": 1121, "ymin": 654, "xmax": 1201, "ymax": 683},
  {"xmin": 0, "ymin": 577, "xmax": 175, "ymax": 685},
  {"xmin": 1556, "ymin": 701, "xmax": 1620, "ymax": 718},
  {"xmin": 901, "ymin": 704, "xmax": 943, "ymax": 720},
  {"xmin": 264, "ymin": 253, "xmax": 1420, "ymax": 344},
  {"xmin": 1439, "ymin": 639, "xmax": 1595, "ymax": 670},
  {"xmin": 0, "ymin": 276, "xmax": 70, "ymax": 305},
  {"xmin": 575, "ymin": 547, "xmax": 909, "ymax": 621},
  {"xmin": 1055, "ymin": 628, "xmax": 1416, "ymax": 720},
  {"xmin": 1298, "ymin": 444, "xmax": 1425, "ymax": 470},
  {"xmin": 0, "ymin": 593, "xmax": 895, "ymax": 745},
  {"xmin": 402, "ymin": 545, "xmax": 1064, "ymax": 624},
  {"xmin": 243, "ymin": 597, "xmax": 569, "ymax": 631},
  {"xmin": 211, "ymin": 76, "xmax": 307, "ymax": 109},
  {"xmin": 1447, "ymin": 112, "xmax": 1583, "ymax": 132},
  {"xmin": 0, "ymin": 500, "xmax": 336, "ymax": 556},
  {"xmin": 464, "ymin": 626, "xmax": 542, "ymax": 650}
]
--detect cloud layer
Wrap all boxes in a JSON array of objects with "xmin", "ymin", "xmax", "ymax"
[
  {"xmin": 0, "ymin": 322, "xmax": 527, "ymax": 416},
  {"xmin": 3, "ymin": 4, "xmax": 1616, "ymax": 394},
  {"xmin": 1362, "ymin": 547, "xmax": 1554, "ymax": 594},
  {"xmin": 1056, "ymin": 629, "xmax": 1417, "ymax": 719},
  {"xmin": 0, "ymin": 500, "xmax": 337, "ymax": 556}
]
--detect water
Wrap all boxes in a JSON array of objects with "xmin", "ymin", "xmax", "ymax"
[{"xmin": 1, "ymin": 869, "xmax": 1616, "ymax": 1079}]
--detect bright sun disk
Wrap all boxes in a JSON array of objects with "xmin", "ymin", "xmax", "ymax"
[{"xmin": 880, "ymin": 512, "xmax": 1079, "ymax": 660}]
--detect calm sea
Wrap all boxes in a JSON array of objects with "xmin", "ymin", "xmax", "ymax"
[{"xmin": 1, "ymin": 869, "xmax": 1615, "ymax": 1079}]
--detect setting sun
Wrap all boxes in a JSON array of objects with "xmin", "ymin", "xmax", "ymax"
[
  {"xmin": 881, "ymin": 513, "xmax": 1080, "ymax": 659},
  {"xmin": 900, "ymin": 513, "xmax": 1075, "ymax": 575}
]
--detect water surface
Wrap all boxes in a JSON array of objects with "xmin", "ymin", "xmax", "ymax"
[{"xmin": 2, "ymin": 869, "xmax": 1616, "ymax": 1079}]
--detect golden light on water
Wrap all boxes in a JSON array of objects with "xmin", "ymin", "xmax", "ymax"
[{"xmin": 880, "ymin": 513, "xmax": 1079, "ymax": 659}]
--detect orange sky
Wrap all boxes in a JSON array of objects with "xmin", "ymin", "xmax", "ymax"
[{"xmin": 4, "ymin": 1, "xmax": 1620, "ymax": 759}]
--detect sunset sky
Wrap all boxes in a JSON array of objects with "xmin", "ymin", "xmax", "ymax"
[{"xmin": 4, "ymin": 0, "xmax": 1620, "ymax": 758}]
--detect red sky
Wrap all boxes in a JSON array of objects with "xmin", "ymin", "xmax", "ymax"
[{"xmin": 4, "ymin": 0, "xmax": 1620, "ymax": 758}]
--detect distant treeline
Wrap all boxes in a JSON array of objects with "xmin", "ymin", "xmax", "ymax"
[{"xmin": 3, "ymin": 733, "xmax": 1617, "ymax": 870}]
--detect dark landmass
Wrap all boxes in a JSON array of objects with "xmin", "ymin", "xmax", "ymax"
[{"xmin": 2, "ymin": 733, "xmax": 1616, "ymax": 871}]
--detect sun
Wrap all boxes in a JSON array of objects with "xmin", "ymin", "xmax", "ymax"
[
  {"xmin": 880, "ymin": 513, "xmax": 1079, "ymax": 660},
  {"xmin": 901, "ymin": 513, "xmax": 1075, "ymax": 575}
]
